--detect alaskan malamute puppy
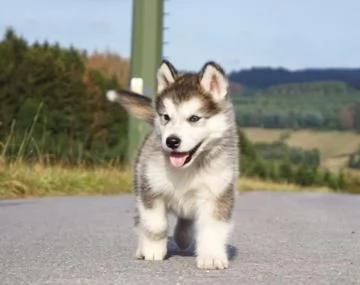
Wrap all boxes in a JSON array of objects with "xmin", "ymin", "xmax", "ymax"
[{"xmin": 106, "ymin": 60, "xmax": 239, "ymax": 270}]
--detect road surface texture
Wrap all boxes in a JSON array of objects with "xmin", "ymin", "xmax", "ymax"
[{"xmin": 0, "ymin": 191, "xmax": 359, "ymax": 285}]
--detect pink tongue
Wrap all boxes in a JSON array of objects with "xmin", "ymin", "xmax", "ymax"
[{"xmin": 169, "ymin": 153, "xmax": 189, "ymax": 168}]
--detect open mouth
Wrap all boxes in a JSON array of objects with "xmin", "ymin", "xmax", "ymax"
[{"xmin": 168, "ymin": 142, "xmax": 202, "ymax": 168}]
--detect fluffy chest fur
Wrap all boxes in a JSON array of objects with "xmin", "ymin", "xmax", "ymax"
[{"xmin": 137, "ymin": 132, "xmax": 237, "ymax": 219}]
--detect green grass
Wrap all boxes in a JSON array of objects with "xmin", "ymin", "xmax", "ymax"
[{"xmin": 0, "ymin": 109, "xmax": 134, "ymax": 199}]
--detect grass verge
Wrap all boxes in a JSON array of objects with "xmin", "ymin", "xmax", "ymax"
[
  {"xmin": 239, "ymin": 177, "xmax": 330, "ymax": 193},
  {"xmin": 0, "ymin": 161, "xmax": 333, "ymax": 199},
  {"xmin": 0, "ymin": 161, "xmax": 132, "ymax": 199}
]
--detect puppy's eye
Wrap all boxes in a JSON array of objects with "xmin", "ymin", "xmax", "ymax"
[
  {"xmin": 163, "ymin": 114, "xmax": 170, "ymax": 121},
  {"xmin": 188, "ymin": 115, "xmax": 201, "ymax": 123}
]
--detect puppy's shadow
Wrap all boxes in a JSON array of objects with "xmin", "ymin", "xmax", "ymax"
[{"xmin": 165, "ymin": 236, "xmax": 238, "ymax": 260}]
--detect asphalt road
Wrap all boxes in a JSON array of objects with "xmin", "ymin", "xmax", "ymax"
[{"xmin": 0, "ymin": 192, "xmax": 359, "ymax": 285}]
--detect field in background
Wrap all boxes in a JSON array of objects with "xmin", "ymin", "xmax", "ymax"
[{"xmin": 242, "ymin": 127, "xmax": 360, "ymax": 171}]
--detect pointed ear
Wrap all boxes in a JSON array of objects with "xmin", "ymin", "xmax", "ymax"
[
  {"xmin": 199, "ymin": 61, "xmax": 229, "ymax": 102},
  {"xmin": 157, "ymin": 59, "xmax": 178, "ymax": 94}
]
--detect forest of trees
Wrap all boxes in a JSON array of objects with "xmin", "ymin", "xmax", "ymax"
[{"xmin": 0, "ymin": 28, "xmax": 130, "ymax": 165}]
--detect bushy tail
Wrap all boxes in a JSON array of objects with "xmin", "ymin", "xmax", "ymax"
[{"xmin": 106, "ymin": 89, "xmax": 155, "ymax": 125}]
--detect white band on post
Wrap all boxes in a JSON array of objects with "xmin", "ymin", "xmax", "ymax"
[{"xmin": 130, "ymin": 77, "xmax": 144, "ymax": 95}]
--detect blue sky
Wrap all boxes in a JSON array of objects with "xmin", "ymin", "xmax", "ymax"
[{"xmin": 0, "ymin": 0, "xmax": 359, "ymax": 73}]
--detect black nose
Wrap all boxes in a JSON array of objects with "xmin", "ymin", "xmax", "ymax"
[{"xmin": 166, "ymin": 135, "xmax": 181, "ymax": 149}]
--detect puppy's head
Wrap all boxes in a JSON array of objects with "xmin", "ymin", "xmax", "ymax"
[
  {"xmin": 106, "ymin": 60, "xmax": 232, "ymax": 169},
  {"xmin": 154, "ymin": 60, "xmax": 231, "ymax": 169}
]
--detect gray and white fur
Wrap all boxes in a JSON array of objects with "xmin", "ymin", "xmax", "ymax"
[{"xmin": 106, "ymin": 60, "xmax": 239, "ymax": 270}]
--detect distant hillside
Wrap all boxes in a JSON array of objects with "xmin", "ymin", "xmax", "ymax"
[
  {"xmin": 228, "ymin": 67, "xmax": 360, "ymax": 89},
  {"xmin": 231, "ymin": 79, "xmax": 360, "ymax": 131}
]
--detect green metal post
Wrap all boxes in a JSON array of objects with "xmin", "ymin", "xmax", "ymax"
[{"xmin": 127, "ymin": 0, "xmax": 164, "ymax": 166}]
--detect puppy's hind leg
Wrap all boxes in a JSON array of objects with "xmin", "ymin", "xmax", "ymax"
[
  {"xmin": 134, "ymin": 195, "xmax": 168, "ymax": 261},
  {"xmin": 174, "ymin": 218, "xmax": 194, "ymax": 250}
]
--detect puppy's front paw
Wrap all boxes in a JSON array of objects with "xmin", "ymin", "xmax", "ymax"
[
  {"xmin": 136, "ymin": 238, "xmax": 167, "ymax": 261},
  {"xmin": 196, "ymin": 255, "xmax": 229, "ymax": 270},
  {"xmin": 143, "ymin": 244, "xmax": 167, "ymax": 261}
]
